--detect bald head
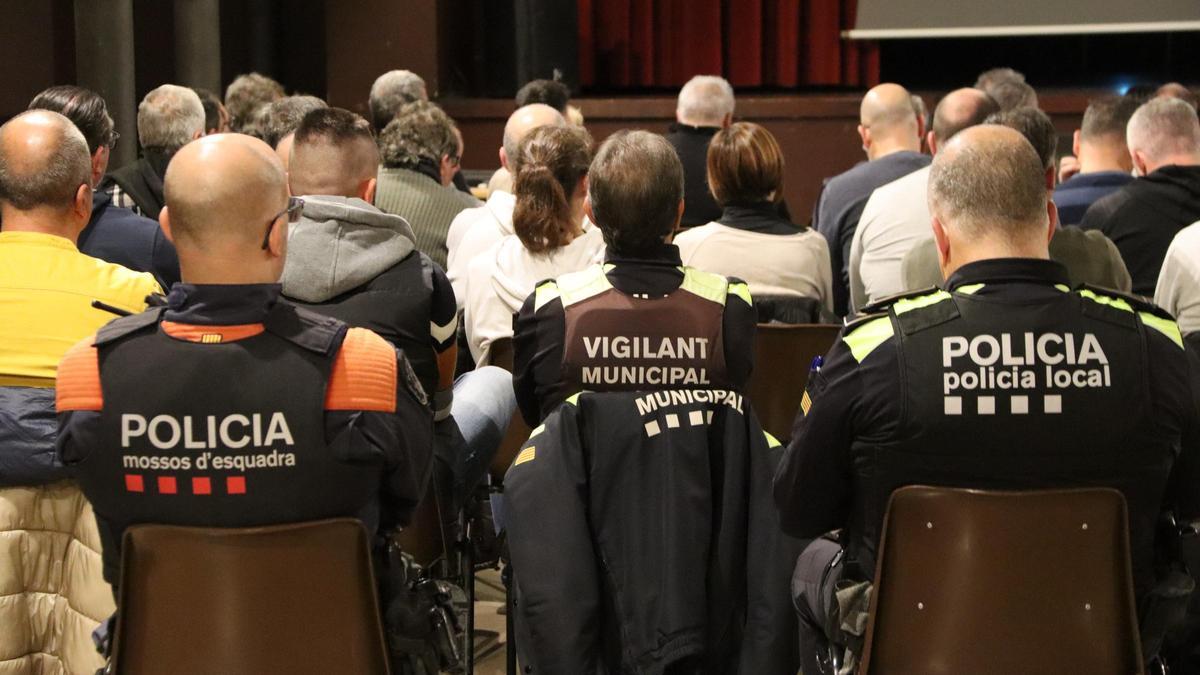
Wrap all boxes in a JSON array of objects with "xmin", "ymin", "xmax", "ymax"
[
  {"xmin": 929, "ymin": 125, "xmax": 1048, "ymax": 250},
  {"xmin": 502, "ymin": 104, "xmax": 565, "ymax": 172},
  {"xmin": 289, "ymin": 107, "xmax": 379, "ymax": 198},
  {"xmin": 859, "ymin": 83, "xmax": 919, "ymax": 158},
  {"xmin": 931, "ymin": 88, "xmax": 1000, "ymax": 150},
  {"xmin": 0, "ymin": 110, "xmax": 91, "ymax": 214},
  {"xmin": 163, "ymin": 134, "xmax": 287, "ymax": 253}
]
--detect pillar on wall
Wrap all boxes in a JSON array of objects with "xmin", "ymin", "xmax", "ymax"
[
  {"xmin": 174, "ymin": 0, "xmax": 222, "ymax": 93},
  {"xmin": 74, "ymin": 0, "xmax": 137, "ymax": 167}
]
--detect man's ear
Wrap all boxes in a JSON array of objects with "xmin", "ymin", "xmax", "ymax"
[
  {"xmin": 74, "ymin": 183, "xmax": 92, "ymax": 222},
  {"xmin": 159, "ymin": 207, "xmax": 175, "ymax": 243},
  {"xmin": 857, "ymin": 125, "xmax": 870, "ymax": 149},
  {"xmin": 1131, "ymin": 150, "xmax": 1149, "ymax": 177},
  {"xmin": 671, "ymin": 198, "xmax": 685, "ymax": 234},
  {"xmin": 268, "ymin": 212, "xmax": 287, "ymax": 257},
  {"xmin": 498, "ymin": 147, "xmax": 508, "ymax": 171},
  {"xmin": 926, "ymin": 131, "xmax": 938, "ymax": 155},
  {"xmin": 1047, "ymin": 200, "xmax": 1059, "ymax": 236},
  {"xmin": 1043, "ymin": 166, "xmax": 1056, "ymax": 191},
  {"xmin": 583, "ymin": 195, "xmax": 596, "ymax": 224},
  {"xmin": 1072, "ymin": 130, "xmax": 1081, "ymax": 158},
  {"xmin": 90, "ymin": 147, "xmax": 108, "ymax": 187},
  {"xmin": 721, "ymin": 112, "xmax": 733, "ymax": 128},
  {"xmin": 915, "ymin": 115, "xmax": 926, "ymax": 145},
  {"xmin": 362, "ymin": 177, "xmax": 377, "ymax": 204},
  {"xmin": 192, "ymin": 129, "xmax": 203, "ymax": 141}
]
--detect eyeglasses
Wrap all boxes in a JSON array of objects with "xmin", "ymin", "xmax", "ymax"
[
  {"xmin": 106, "ymin": 131, "xmax": 121, "ymax": 149},
  {"xmin": 260, "ymin": 197, "xmax": 304, "ymax": 250}
]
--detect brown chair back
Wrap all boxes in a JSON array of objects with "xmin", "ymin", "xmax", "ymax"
[
  {"xmin": 745, "ymin": 323, "xmax": 840, "ymax": 442},
  {"xmin": 486, "ymin": 337, "xmax": 533, "ymax": 480},
  {"xmin": 113, "ymin": 519, "xmax": 391, "ymax": 675},
  {"xmin": 860, "ymin": 486, "xmax": 1143, "ymax": 675}
]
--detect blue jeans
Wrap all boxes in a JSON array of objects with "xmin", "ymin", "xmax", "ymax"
[{"xmin": 435, "ymin": 366, "xmax": 516, "ymax": 509}]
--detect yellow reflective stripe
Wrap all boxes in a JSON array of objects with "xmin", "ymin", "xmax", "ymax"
[
  {"xmin": 1078, "ymin": 288, "xmax": 1134, "ymax": 313},
  {"xmin": 565, "ymin": 392, "xmax": 582, "ymax": 405},
  {"xmin": 893, "ymin": 290, "xmax": 952, "ymax": 315},
  {"xmin": 728, "ymin": 281, "xmax": 752, "ymax": 306},
  {"xmin": 1139, "ymin": 312, "xmax": 1184, "ymax": 349},
  {"xmin": 680, "ymin": 267, "xmax": 730, "ymax": 305},
  {"xmin": 528, "ymin": 423, "xmax": 546, "ymax": 439},
  {"xmin": 843, "ymin": 316, "xmax": 894, "ymax": 362},
  {"xmin": 956, "ymin": 283, "xmax": 984, "ymax": 295},
  {"xmin": 558, "ymin": 265, "xmax": 613, "ymax": 307},
  {"xmin": 533, "ymin": 281, "xmax": 561, "ymax": 311},
  {"xmin": 764, "ymin": 432, "xmax": 782, "ymax": 449},
  {"xmin": 1054, "ymin": 284, "xmax": 1071, "ymax": 293}
]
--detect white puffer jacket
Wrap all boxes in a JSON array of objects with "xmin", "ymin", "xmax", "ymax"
[{"xmin": 0, "ymin": 482, "xmax": 114, "ymax": 675}]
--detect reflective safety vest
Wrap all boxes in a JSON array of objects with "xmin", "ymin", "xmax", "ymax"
[{"xmin": 534, "ymin": 264, "xmax": 750, "ymax": 404}]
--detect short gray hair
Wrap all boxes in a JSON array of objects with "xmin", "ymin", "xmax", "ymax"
[
  {"xmin": 0, "ymin": 110, "xmax": 91, "ymax": 210},
  {"xmin": 378, "ymin": 100, "xmax": 456, "ymax": 169},
  {"xmin": 369, "ymin": 70, "xmax": 428, "ymax": 132},
  {"xmin": 261, "ymin": 95, "xmax": 327, "ymax": 148},
  {"xmin": 137, "ymin": 85, "xmax": 205, "ymax": 151},
  {"xmin": 929, "ymin": 126, "xmax": 1047, "ymax": 243},
  {"xmin": 1127, "ymin": 96, "xmax": 1200, "ymax": 162},
  {"xmin": 676, "ymin": 75, "xmax": 734, "ymax": 126},
  {"xmin": 224, "ymin": 72, "xmax": 284, "ymax": 133}
]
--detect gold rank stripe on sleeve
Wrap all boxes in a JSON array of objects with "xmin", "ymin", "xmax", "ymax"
[
  {"xmin": 514, "ymin": 446, "xmax": 536, "ymax": 466},
  {"xmin": 801, "ymin": 390, "xmax": 813, "ymax": 416}
]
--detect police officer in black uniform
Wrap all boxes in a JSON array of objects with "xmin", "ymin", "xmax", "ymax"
[
  {"xmin": 774, "ymin": 125, "xmax": 1200, "ymax": 670},
  {"xmin": 55, "ymin": 134, "xmax": 432, "ymax": 591},
  {"xmin": 512, "ymin": 130, "xmax": 757, "ymax": 426}
]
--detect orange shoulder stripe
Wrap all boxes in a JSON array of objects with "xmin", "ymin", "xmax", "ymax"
[
  {"xmin": 57, "ymin": 336, "xmax": 103, "ymax": 412},
  {"xmin": 162, "ymin": 321, "xmax": 265, "ymax": 343},
  {"xmin": 325, "ymin": 328, "xmax": 397, "ymax": 413}
]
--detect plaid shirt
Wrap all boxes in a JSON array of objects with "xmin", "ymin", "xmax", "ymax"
[{"xmin": 105, "ymin": 185, "xmax": 145, "ymax": 217}]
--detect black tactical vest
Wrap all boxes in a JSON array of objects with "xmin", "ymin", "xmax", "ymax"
[{"xmin": 81, "ymin": 303, "xmax": 385, "ymax": 563}]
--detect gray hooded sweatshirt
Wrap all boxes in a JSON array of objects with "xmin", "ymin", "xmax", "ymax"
[{"xmin": 281, "ymin": 196, "xmax": 418, "ymax": 303}]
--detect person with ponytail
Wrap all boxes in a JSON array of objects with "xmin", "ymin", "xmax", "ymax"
[{"xmin": 464, "ymin": 125, "xmax": 604, "ymax": 365}]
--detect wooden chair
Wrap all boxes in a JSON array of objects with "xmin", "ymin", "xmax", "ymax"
[
  {"xmin": 112, "ymin": 519, "xmax": 391, "ymax": 675},
  {"xmin": 860, "ymin": 486, "xmax": 1144, "ymax": 675},
  {"xmin": 745, "ymin": 323, "xmax": 840, "ymax": 442}
]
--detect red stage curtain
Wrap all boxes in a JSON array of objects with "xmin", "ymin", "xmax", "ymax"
[{"xmin": 578, "ymin": 0, "xmax": 879, "ymax": 89}]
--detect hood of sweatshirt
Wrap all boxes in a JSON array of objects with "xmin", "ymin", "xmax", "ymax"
[
  {"xmin": 1135, "ymin": 165, "xmax": 1200, "ymax": 221},
  {"xmin": 281, "ymin": 195, "xmax": 417, "ymax": 303},
  {"xmin": 488, "ymin": 227, "xmax": 605, "ymax": 313}
]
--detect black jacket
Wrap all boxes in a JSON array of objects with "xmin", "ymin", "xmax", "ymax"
[
  {"xmin": 1080, "ymin": 164, "xmax": 1200, "ymax": 296},
  {"xmin": 79, "ymin": 190, "xmax": 181, "ymax": 289},
  {"xmin": 505, "ymin": 390, "xmax": 803, "ymax": 674},
  {"xmin": 99, "ymin": 150, "xmax": 172, "ymax": 219},
  {"xmin": 774, "ymin": 258, "xmax": 1200, "ymax": 601},
  {"xmin": 664, "ymin": 123, "xmax": 723, "ymax": 228},
  {"xmin": 512, "ymin": 245, "xmax": 757, "ymax": 426}
]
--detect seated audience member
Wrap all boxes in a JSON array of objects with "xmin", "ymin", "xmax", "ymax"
[
  {"xmin": 1155, "ymin": 221, "xmax": 1200, "ymax": 340},
  {"xmin": 281, "ymin": 108, "xmax": 513, "ymax": 503},
  {"xmin": 464, "ymin": 125, "xmax": 603, "ymax": 365},
  {"xmin": 515, "ymin": 78, "xmax": 571, "ymax": 113},
  {"xmin": 1053, "ymin": 95, "xmax": 1138, "ymax": 225},
  {"xmin": 0, "ymin": 110, "xmax": 159, "ymax": 672},
  {"xmin": 664, "ymin": 75, "xmax": 734, "ymax": 228},
  {"xmin": 446, "ymin": 103, "xmax": 565, "ymax": 306},
  {"xmin": 375, "ymin": 101, "xmax": 480, "ymax": 269},
  {"xmin": 903, "ymin": 107, "xmax": 1132, "ymax": 293},
  {"xmin": 261, "ymin": 94, "xmax": 327, "ymax": 150},
  {"xmin": 1157, "ymin": 82, "xmax": 1199, "ymax": 110},
  {"xmin": 100, "ymin": 84, "xmax": 204, "ymax": 219},
  {"xmin": 224, "ymin": 71, "xmax": 284, "ymax": 136},
  {"xmin": 1081, "ymin": 97, "xmax": 1200, "ymax": 296},
  {"xmin": 29, "ymin": 85, "xmax": 181, "ymax": 288},
  {"xmin": 813, "ymin": 83, "xmax": 929, "ymax": 316},
  {"xmin": 975, "ymin": 66, "xmax": 1038, "ymax": 111},
  {"xmin": 56, "ymin": 133, "xmax": 432, "ymax": 593},
  {"xmin": 369, "ymin": 69, "xmax": 428, "ymax": 134},
  {"xmin": 775, "ymin": 125, "xmax": 1199, "ymax": 671},
  {"xmin": 675, "ymin": 122, "xmax": 832, "ymax": 316},
  {"xmin": 850, "ymin": 88, "xmax": 998, "ymax": 311},
  {"xmin": 511, "ymin": 130, "xmax": 757, "ymax": 426},
  {"xmin": 192, "ymin": 87, "xmax": 230, "ymax": 135}
]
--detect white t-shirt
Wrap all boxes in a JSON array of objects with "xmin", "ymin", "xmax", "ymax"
[
  {"xmin": 1155, "ymin": 220, "xmax": 1200, "ymax": 336},
  {"xmin": 674, "ymin": 222, "xmax": 833, "ymax": 314}
]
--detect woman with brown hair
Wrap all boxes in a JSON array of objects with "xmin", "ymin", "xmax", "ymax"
[
  {"xmin": 675, "ymin": 122, "xmax": 833, "ymax": 316},
  {"xmin": 464, "ymin": 124, "xmax": 604, "ymax": 364}
]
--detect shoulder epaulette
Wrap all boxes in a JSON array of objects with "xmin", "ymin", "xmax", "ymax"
[
  {"xmin": 1075, "ymin": 284, "xmax": 1172, "ymax": 320},
  {"xmin": 1076, "ymin": 284, "xmax": 1183, "ymax": 348},
  {"xmin": 843, "ymin": 310, "xmax": 888, "ymax": 334},
  {"xmin": 93, "ymin": 307, "xmax": 166, "ymax": 346},
  {"xmin": 856, "ymin": 286, "xmax": 942, "ymax": 316},
  {"xmin": 264, "ymin": 302, "xmax": 348, "ymax": 356}
]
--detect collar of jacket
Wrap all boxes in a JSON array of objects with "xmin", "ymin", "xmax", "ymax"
[
  {"xmin": 603, "ymin": 244, "xmax": 686, "ymax": 296},
  {"xmin": 945, "ymin": 258, "xmax": 1070, "ymax": 292},
  {"xmin": 717, "ymin": 201, "xmax": 802, "ymax": 235},
  {"xmin": 667, "ymin": 122, "xmax": 720, "ymax": 137},
  {"xmin": 165, "ymin": 283, "xmax": 283, "ymax": 325}
]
